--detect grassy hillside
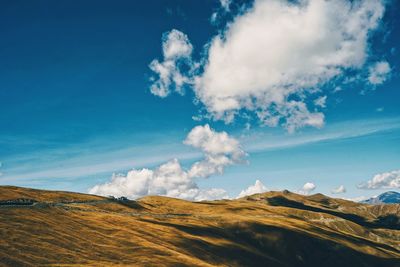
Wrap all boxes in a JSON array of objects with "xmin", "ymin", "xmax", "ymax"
[{"xmin": 0, "ymin": 186, "xmax": 399, "ymax": 267}]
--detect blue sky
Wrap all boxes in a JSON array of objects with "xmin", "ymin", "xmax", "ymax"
[{"xmin": 0, "ymin": 0, "xmax": 399, "ymax": 200}]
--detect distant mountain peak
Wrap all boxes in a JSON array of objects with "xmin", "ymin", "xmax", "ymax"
[{"xmin": 362, "ymin": 191, "xmax": 400, "ymax": 204}]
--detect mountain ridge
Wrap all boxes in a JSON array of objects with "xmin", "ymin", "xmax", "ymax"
[
  {"xmin": 0, "ymin": 186, "xmax": 399, "ymax": 266},
  {"xmin": 362, "ymin": 191, "xmax": 400, "ymax": 204}
]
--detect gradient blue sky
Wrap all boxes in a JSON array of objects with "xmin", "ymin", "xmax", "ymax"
[{"xmin": 0, "ymin": 0, "xmax": 399, "ymax": 199}]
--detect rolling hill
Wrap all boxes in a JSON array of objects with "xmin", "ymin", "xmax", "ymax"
[{"xmin": 0, "ymin": 186, "xmax": 399, "ymax": 267}]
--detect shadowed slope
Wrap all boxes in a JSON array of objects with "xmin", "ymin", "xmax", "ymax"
[{"xmin": 0, "ymin": 186, "xmax": 399, "ymax": 266}]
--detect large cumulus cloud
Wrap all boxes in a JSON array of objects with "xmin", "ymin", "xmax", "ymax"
[{"xmin": 149, "ymin": 0, "xmax": 387, "ymax": 132}]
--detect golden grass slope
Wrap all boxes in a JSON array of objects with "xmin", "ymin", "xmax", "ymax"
[{"xmin": 0, "ymin": 186, "xmax": 399, "ymax": 267}]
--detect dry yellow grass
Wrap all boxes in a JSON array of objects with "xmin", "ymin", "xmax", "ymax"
[{"xmin": 0, "ymin": 186, "xmax": 399, "ymax": 266}]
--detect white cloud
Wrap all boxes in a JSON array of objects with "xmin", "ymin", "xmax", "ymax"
[
  {"xmin": 184, "ymin": 124, "xmax": 246, "ymax": 178},
  {"xmin": 89, "ymin": 159, "xmax": 228, "ymax": 201},
  {"xmin": 211, "ymin": 0, "xmax": 232, "ymax": 24},
  {"xmin": 237, "ymin": 179, "xmax": 268, "ymax": 198},
  {"xmin": 298, "ymin": 182, "xmax": 316, "ymax": 195},
  {"xmin": 149, "ymin": 29, "xmax": 194, "ymax": 97},
  {"xmin": 344, "ymin": 196, "xmax": 369, "ymax": 202},
  {"xmin": 331, "ymin": 185, "xmax": 346, "ymax": 194},
  {"xmin": 89, "ymin": 125, "xmax": 245, "ymax": 201},
  {"xmin": 314, "ymin": 96, "xmax": 327, "ymax": 108},
  {"xmin": 281, "ymin": 101, "xmax": 325, "ymax": 133},
  {"xmin": 368, "ymin": 61, "xmax": 391, "ymax": 85},
  {"xmin": 196, "ymin": 0, "xmax": 384, "ymax": 128},
  {"xmin": 219, "ymin": 0, "xmax": 231, "ymax": 12},
  {"xmin": 162, "ymin": 29, "xmax": 193, "ymax": 59},
  {"xmin": 358, "ymin": 170, "xmax": 400, "ymax": 189},
  {"xmin": 333, "ymin": 86, "xmax": 343, "ymax": 93},
  {"xmin": 184, "ymin": 124, "xmax": 245, "ymax": 161},
  {"xmin": 150, "ymin": 0, "xmax": 386, "ymax": 132}
]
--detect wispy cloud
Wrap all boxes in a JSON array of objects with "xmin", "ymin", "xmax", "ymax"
[
  {"xmin": 0, "ymin": 133, "xmax": 201, "ymax": 183},
  {"xmin": 1, "ymin": 117, "xmax": 399, "ymax": 185},
  {"xmin": 0, "ymin": 151, "xmax": 199, "ymax": 183},
  {"xmin": 242, "ymin": 117, "xmax": 400, "ymax": 153}
]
